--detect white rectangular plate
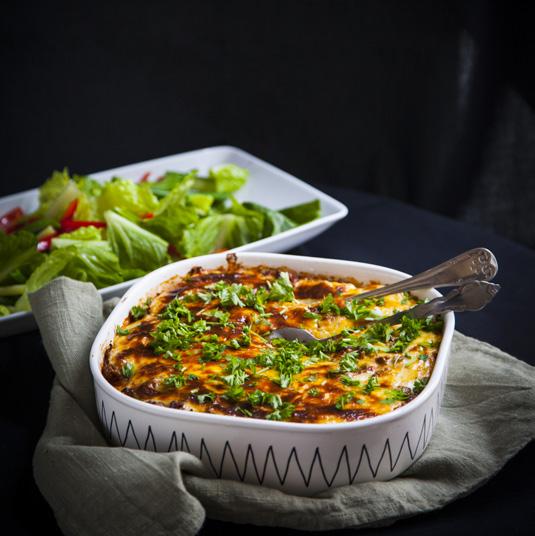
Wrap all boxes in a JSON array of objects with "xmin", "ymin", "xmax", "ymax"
[{"xmin": 0, "ymin": 146, "xmax": 348, "ymax": 336}]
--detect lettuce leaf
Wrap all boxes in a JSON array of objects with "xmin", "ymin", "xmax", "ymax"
[
  {"xmin": 60, "ymin": 242, "xmax": 126, "ymax": 288},
  {"xmin": 242, "ymin": 202, "xmax": 297, "ymax": 236},
  {"xmin": 279, "ymin": 199, "xmax": 321, "ymax": 224},
  {"xmin": 13, "ymin": 241, "xmax": 128, "ymax": 312},
  {"xmin": 0, "ymin": 231, "xmax": 40, "ymax": 284},
  {"xmin": 105, "ymin": 210, "xmax": 170, "ymax": 271},
  {"xmin": 37, "ymin": 169, "xmax": 80, "ymax": 220},
  {"xmin": 39, "ymin": 169, "xmax": 70, "ymax": 208},
  {"xmin": 57, "ymin": 226, "xmax": 103, "ymax": 241},
  {"xmin": 209, "ymin": 164, "xmax": 249, "ymax": 193},
  {"xmin": 149, "ymin": 171, "xmax": 195, "ymax": 198},
  {"xmin": 187, "ymin": 193, "xmax": 214, "ymax": 215},
  {"xmin": 181, "ymin": 212, "xmax": 261, "ymax": 258},
  {"xmin": 227, "ymin": 197, "xmax": 264, "ymax": 240},
  {"xmin": 98, "ymin": 178, "xmax": 159, "ymax": 217},
  {"xmin": 25, "ymin": 249, "xmax": 74, "ymax": 294},
  {"xmin": 73, "ymin": 175, "xmax": 102, "ymax": 220},
  {"xmin": 142, "ymin": 178, "xmax": 199, "ymax": 248}
]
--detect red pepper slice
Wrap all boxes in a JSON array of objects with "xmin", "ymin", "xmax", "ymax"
[
  {"xmin": 139, "ymin": 172, "xmax": 151, "ymax": 183},
  {"xmin": 37, "ymin": 232, "xmax": 59, "ymax": 252},
  {"xmin": 1, "ymin": 207, "xmax": 24, "ymax": 232},
  {"xmin": 142, "ymin": 212, "xmax": 154, "ymax": 219},
  {"xmin": 60, "ymin": 220, "xmax": 106, "ymax": 232},
  {"xmin": 60, "ymin": 199, "xmax": 79, "ymax": 222}
]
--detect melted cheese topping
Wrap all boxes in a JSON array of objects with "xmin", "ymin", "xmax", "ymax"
[{"xmin": 103, "ymin": 256, "xmax": 442, "ymax": 423}]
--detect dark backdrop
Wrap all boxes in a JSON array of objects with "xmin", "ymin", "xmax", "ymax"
[{"xmin": 1, "ymin": 0, "xmax": 534, "ymax": 243}]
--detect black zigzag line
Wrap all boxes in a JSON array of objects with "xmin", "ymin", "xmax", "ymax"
[
  {"xmin": 219, "ymin": 440, "xmax": 246, "ymax": 481},
  {"xmin": 242, "ymin": 444, "xmax": 262, "ymax": 483},
  {"xmin": 199, "ymin": 438, "xmax": 219, "ymax": 477},
  {"xmin": 328, "ymin": 446, "xmax": 351, "ymax": 487},
  {"xmin": 310, "ymin": 447, "xmax": 330, "ymax": 486},
  {"xmin": 100, "ymin": 400, "xmax": 108, "ymax": 436},
  {"xmin": 167, "ymin": 431, "xmax": 178, "ymax": 452},
  {"xmin": 181, "ymin": 432, "xmax": 191, "ymax": 453},
  {"xmin": 108, "ymin": 411, "xmax": 121, "ymax": 444},
  {"xmin": 123, "ymin": 420, "xmax": 141, "ymax": 449},
  {"xmin": 144, "ymin": 426, "xmax": 156, "ymax": 451},
  {"xmin": 166, "ymin": 431, "xmax": 192, "ymax": 453},
  {"xmin": 99, "ymin": 398, "xmax": 439, "ymax": 487}
]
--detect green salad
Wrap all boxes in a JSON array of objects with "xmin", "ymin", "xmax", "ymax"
[{"xmin": 0, "ymin": 164, "xmax": 320, "ymax": 317}]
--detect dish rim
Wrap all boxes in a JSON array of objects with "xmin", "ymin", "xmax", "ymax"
[{"xmin": 90, "ymin": 251, "xmax": 455, "ymax": 432}]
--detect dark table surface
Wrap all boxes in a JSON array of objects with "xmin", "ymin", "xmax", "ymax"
[{"xmin": 1, "ymin": 186, "xmax": 534, "ymax": 535}]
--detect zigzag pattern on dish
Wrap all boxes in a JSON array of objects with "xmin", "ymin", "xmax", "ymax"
[{"xmin": 98, "ymin": 390, "xmax": 441, "ymax": 488}]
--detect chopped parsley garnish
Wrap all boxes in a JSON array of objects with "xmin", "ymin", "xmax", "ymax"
[
  {"xmin": 381, "ymin": 389, "xmax": 410, "ymax": 404},
  {"xmin": 266, "ymin": 272, "xmax": 294, "ymax": 302},
  {"xmin": 266, "ymin": 402, "xmax": 295, "ymax": 421},
  {"xmin": 342, "ymin": 296, "xmax": 384, "ymax": 321},
  {"xmin": 319, "ymin": 293, "xmax": 340, "ymax": 315},
  {"xmin": 308, "ymin": 387, "xmax": 319, "ymax": 397},
  {"xmin": 121, "ymin": 361, "xmax": 135, "ymax": 378},
  {"xmin": 221, "ymin": 355, "xmax": 256, "ymax": 388},
  {"xmin": 163, "ymin": 374, "xmax": 187, "ymax": 389},
  {"xmin": 340, "ymin": 375, "xmax": 361, "ymax": 386},
  {"xmin": 338, "ymin": 351, "xmax": 360, "ymax": 372},
  {"xmin": 116, "ymin": 326, "xmax": 130, "ymax": 336},
  {"xmin": 223, "ymin": 385, "xmax": 244, "ymax": 401},
  {"xmin": 364, "ymin": 322, "xmax": 393, "ymax": 344},
  {"xmin": 151, "ymin": 317, "xmax": 209, "ymax": 354},
  {"xmin": 130, "ymin": 304, "xmax": 148, "ymax": 320},
  {"xmin": 413, "ymin": 378, "xmax": 428, "ymax": 394},
  {"xmin": 204, "ymin": 308, "xmax": 234, "ymax": 328},
  {"xmin": 363, "ymin": 376, "xmax": 379, "ymax": 394},
  {"xmin": 184, "ymin": 290, "xmax": 213, "ymax": 304},
  {"xmin": 264, "ymin": 338, "xmax": 307, "ymax": 388},
  {"xmin": 248, "ymin": 389, "xmax": 282, "ymax": 408},
  {"xmin": 213, "ymin": 282, "xmax": 249, "ymax": 308},
  {"xmin": 196, "ymin": 392, "xmax": 216, "ymax": 404},
  {"xmin": 335, "ymin": 392, "xmax": 355, "ymax": 410},
  {"xmin": 160, "ymin": 297, "xmax": 193, "ymax": 322},
  {"xmin": 200, "ymin": 341, "xmax": 226, "ymax": 362},
  {"xmin": 303, "ymin": 310, "xmax": 321, "ymax": 320}
]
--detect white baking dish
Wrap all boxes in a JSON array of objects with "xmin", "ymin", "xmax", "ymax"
[
  {"xmin": 90, "ymin": 252, "xmax": 454, "ymax": 496},
  {"xmin": 0, "ymin": 146, "xmax": 348, "ymax": 337}
]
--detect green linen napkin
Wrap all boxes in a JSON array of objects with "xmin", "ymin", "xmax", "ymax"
[{"xmin": 30, "ymin": 277, "xmax": 535, "ymax": 536}]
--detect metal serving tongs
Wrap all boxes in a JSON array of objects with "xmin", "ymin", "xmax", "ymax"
[{"xmin": 269, "ymin": 248, "xmax": 500, "ymax": 343}]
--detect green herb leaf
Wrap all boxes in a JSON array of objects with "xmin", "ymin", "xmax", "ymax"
[
  {"xmin": 201, "ymin": 341, "xmax": 226, "ymax": 362},
  {"xmin": 121, "ymin": 362, "xmax": 135, "ymax": 378},
  {"xmin": 319, "ymin": 293, "xmax": 340, "ymax": 315},
  {"xmin": 335, "ymin": 392, "xmax": 355, "ymax": 410},
  {"xmin": 116, "ymin": 326, "xmax": 130, "ymax": 336},
  {"xmin": 163, "ymin": 374, "xmax": 187, "ymax": 389},
  {"xmin": 413, "ymin": 378, "xmax": 428, "ymax": 394},
  {"xmin": 197, "ymin": 392, "xmax": 216, "ymax": 404},
  {"xmin": 266, "ymin": 402, "xmax": 295, "ymax": 421},
  {"xmin": 363, "ymin": 376, "xmax": 380, "ymax": 394},
  {"xmin": 267, "ymin": 272, "xmax": 294, "ymax": 302},
  {"xmin": 340, "ymin": 375, "xmax": 361, "ymax": 386}
]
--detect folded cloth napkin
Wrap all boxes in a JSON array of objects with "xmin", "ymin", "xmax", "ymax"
[{"xmin": 30, "ymin": 277, "xmax": 535, "ymax": 536}]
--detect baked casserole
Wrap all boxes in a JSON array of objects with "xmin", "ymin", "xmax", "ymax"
[{"xmin": 103, "ymin": 254, "xmax": 443, "ymax": 424}]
